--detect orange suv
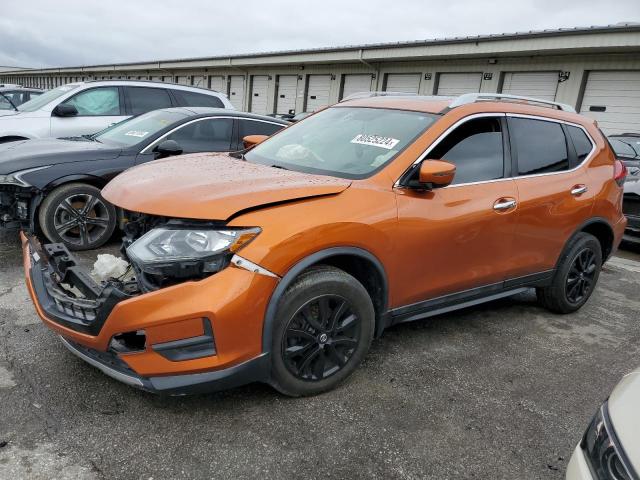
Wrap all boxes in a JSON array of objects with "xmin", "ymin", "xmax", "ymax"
[{"xmin": 22, "ymin": 93, "xmax": 628, "ymax": 396}]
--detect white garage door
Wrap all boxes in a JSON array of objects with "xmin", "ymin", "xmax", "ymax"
[
  {"xmin": 176, "ymin": 76, "xmax": 190, "ymax": 86},
  {"xmin": 276, "ymin": 75, "xmax": 298, "ymax": 114},
  {"xmin": 385, "ymin": 73, "xmax": 421, "ymax": 94},
  {"xmin": 306, "ymin": 75, "xmax": 332, "ymax": 111},
  {"xmin": 250, "ymin": 76, "xmax": 269, "ymax": 115},
  {"xmin": 192, "ymin": 76, "xmax": 207, "ymax": 88},
  {"xmin": 580, "ymin": 71, "xmax": 640, "ymax": 134},
  {"xmin": 341, "ymin": 74, "xmax": 373, "ymax": 100},
  {"xmin": 501, "ymin": 72, "xmax": 559, "ymax": 101},
  {"xmin": 437, "ymin": 73, "xmax": 483, "ymax": 96},
  {"xmin": 209, "ymin": 76, "xmax": 225, "ymax": 92},
  {"xmin": 228, "ymin": 75, "xmax": 246, "ymax": 110}
]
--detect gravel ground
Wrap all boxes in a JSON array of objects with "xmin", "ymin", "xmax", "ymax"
[{"xmin": 1, "ymin": 228, "xmax": 639, "ymax": 479}]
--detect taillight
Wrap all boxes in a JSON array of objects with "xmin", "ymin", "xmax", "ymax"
[{"xmin": 614, "ymin": 160, "xmax": 627, "ymax": 187}]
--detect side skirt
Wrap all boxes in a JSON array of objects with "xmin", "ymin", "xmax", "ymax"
[{"xmin": 389, "ymin": 270, "xmax": 554, "ymax": 325}]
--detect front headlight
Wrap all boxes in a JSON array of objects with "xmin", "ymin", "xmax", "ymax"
[
  {"xmin": 0, "ymin": 166, "xmax": 51, "ymax": 187},
  {"xmin": 126, "ymin": 226, "xmax": 260, "ymax": 283},
  {"xmin": 582, "ymin": 402, "xmax": 636, "ymax": 480}
]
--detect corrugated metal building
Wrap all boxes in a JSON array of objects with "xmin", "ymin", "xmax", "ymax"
[{"xmin": 2, "ymin": 23, "xmax": 640, "ymax": 133}]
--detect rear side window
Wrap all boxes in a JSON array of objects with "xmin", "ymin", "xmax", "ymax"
[
  {"xmin": 567, "ymin": 126, "xmax": 593, "ymax": 163},
  {"xmin": 509, "ymin": 118, "xmax": 569, "ymax": 175},
  {"xmin": 429, "ymin": 117, "xmax": 504, "ymax": 185},
  {"xmin": 127, "ymin": 87, "xmax": 172, "ymax": 115},
  {"xmin": 172, "ymin": 90, "xmax": 224, "ymax": 108}
]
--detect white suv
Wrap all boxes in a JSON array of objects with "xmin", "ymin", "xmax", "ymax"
[{"xmin": 0, "ymin": 80, "xmax": 233, "ymax": 142}]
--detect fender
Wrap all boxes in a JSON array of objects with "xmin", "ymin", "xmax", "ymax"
[
  {"xmin": 556, "ymin": 216, "xmax": 615, "ymax": 267},
  {"xmin": 43, "ymin": 174, "xmax": 108, "ymax": 191},
  {"xmin": 261, "ymin": 246, "xmax": 389, "ymax": 353}
]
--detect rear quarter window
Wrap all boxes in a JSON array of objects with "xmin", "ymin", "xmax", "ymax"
[
  {"xmin": 567, "ymin": 126, "xmax": 594, "ymax": 163},
  {"xmin": 173, "ymin": 90, "xmax": 224, "ymax": 108}
]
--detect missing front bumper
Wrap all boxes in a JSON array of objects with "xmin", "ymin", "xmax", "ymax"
[{"xmin": 25, "ymin": 234, "xmax": 134, "ymax": 335}]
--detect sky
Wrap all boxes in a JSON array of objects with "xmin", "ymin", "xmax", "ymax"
[{"xmin": 1, "ymin": 0, "xmax": 639, "ymax": 69}]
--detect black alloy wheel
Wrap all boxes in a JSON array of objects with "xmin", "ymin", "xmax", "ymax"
[
  {"xmin": 53, "ymin": 193, "xmax": 111, "ymax": 247},
  {"xmin": 537, "ymin": 232, "xmax": 602, "ymax": 314},
  {"xmin": 39, "ymin": 183, "xmax": 117, "ymax": 251},
  {"xmin": 282, "ymin": 294, "xmax": 361, "ymax": 381},
  {"xmin": 565, "ymin": 247, "xmax": 597, "ymax": 305}
]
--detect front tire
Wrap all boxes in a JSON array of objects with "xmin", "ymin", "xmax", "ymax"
[
  {"xmin": 270, "ymin": 266, "xmax": 375, "ymax": 397},
  {"xmin": 537, "ymin": 232, "xmax": 602, "ymax": 313},
  {"xmin": 38, "ymin": 183, "xmax": 116, "ymax": 251}
]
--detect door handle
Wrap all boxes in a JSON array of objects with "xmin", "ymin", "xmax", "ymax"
[
  {"xmin": 493, "ymin": 198, "xmax": 517, "ymax": 211},
  {"xmin": 570, "ymin": 185, "xmax": 588, "ymax": 196}
]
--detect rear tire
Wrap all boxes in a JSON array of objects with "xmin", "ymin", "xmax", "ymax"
[
  {"xmin": 270, "ymin": 265, "xmax": 375, "ymax": 397},
  {"xmin": 536, "ymin": 232, "xmax": 602, "ymax": 314},
  {"xmin": 39, "ymin": 183, "xmax": 116, "ymax": 251}
]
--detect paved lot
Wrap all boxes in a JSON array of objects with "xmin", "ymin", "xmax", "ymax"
[{"xmin": 1, "ymin": 229, "xmax": 639, "ymax": 480}]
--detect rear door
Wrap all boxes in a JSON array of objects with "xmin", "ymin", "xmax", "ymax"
[
  {"xmin": 50, "ymin": 86, "xmax": 125, "ymax": 138},
  {"xmin": 507, "ymin": 115, "xmax": 596, "ymax": 278}
]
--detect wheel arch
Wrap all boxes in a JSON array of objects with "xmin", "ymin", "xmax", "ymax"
[
  {"xmin": 43, "ymin": 174, "xmax": 109, "ymax": 192},
  {"xmin": 562, "ymin": 217, "xmax": 615, "ymax": 264},
  {"xmin": 261, "ymin": 247, "xmax": 389, "ymax": 353}
]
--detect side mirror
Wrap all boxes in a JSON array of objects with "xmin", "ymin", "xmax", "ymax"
[
  {"xmin": 52, "ymin": 104, "xmax": 78, "ymax": 117},
  {"xmin": 155, "ymin": 140, "xmax": 183, "ymax": 157},
  {"xmin": 415, "ymin": 160, "xmax": 456, "ymax": 189},
  {"xmin": 243, "ymin": 134, "xmax": 269, "ymax": 149}
]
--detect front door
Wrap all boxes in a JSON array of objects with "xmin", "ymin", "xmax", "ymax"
[
  {"xmin": 392, "ymin": 114, "xmax": 519, "ymax": 308},
  {"xmin": 50, "ymin": 86, "xmax": 126, "ymax": 138}
]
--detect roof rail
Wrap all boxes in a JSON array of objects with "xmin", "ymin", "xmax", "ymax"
[
  {"xmin": 341, "ymin": 91, "xmax": 420, "ymax": 102},
  {"xmin": 449, "ymin": 93, "xmax": 576, "ymax": 113}
]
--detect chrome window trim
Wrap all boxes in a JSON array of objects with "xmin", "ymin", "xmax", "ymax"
[
  {"xmin": 394, "ymin": 112, "xmax": 597, "ymax": 189},
  {"xmin": 141, "ymin": 116, "xmax": 284, "ymax": 154}
]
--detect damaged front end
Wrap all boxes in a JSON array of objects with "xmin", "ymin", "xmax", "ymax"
[
  {"xmin": 0, "ymin": 185, "xmax": 37, "ymax": 230},
  {"xmin": 25, "ymin": 235, "xmax": 137, "ymax": 336}
]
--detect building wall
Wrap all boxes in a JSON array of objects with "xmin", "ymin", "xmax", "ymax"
[{"xmin": 4, "ymin": 52, "xmax": 638, "ymax": 112}]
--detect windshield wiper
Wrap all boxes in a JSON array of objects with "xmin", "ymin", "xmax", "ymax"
[
  {"xmin": 270, "ymin": 164, "xmax": 289, "ymax": 171},
  {"xmin": 229, "ymin": 151, "xmax": 245, "ymax": 160}
]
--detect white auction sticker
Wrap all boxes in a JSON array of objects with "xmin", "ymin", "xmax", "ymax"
[
  {"xmin": 351, "ymin": 134, "xmax": 400, "ymax": 150},
  {"xmin": 124, "ymin": 130, "xmax": 149, "ymax": 138}
]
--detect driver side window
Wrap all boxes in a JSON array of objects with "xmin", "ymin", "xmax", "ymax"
[
  {"xmin": 429, "ymin": 117, "xmax": 505, "ymax": 185},
  {"xmin": 61, "ymin": 87, "xmax": 121, "ymax": 116},
  {"xmin": 166, "ymin": 118, "xmax": 233, "ymax": 153}
]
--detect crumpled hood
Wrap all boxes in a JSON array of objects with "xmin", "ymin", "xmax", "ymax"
[
  {"xmin": 102, "ymin": 153, "xmax": 351, "ymax": 220},
  {"xmin": 0, "ymin": 138, "xmax": 121, "ymax": 174},
  {"xmin": 608, "ymin": 369, "xmax": 640, "ymax": 473}
]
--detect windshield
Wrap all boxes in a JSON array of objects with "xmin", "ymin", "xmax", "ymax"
[
  {"xmin": 0, "ymin": 93, "xmax": 15, "ymax": 111},
  {"xmin": 17, "ymin": 84, "xmax": 80, "ymax": 112},
  {"xmin": 95, "ymin": 109, "xmax": 190, "ymax": 147},
  {"xmin": 245, "ymin": 107, "xmax": 437, "ymax": 179}
]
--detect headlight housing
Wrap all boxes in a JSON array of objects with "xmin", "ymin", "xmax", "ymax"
[
  {"xmin": 126, "ymin": 226, "xmax": 260, "ymax": 288},
  {"xmin": 581, "ymin": 402, "xmax": 636, "ymax": 480},
  {"xmin": 0, "ymin": 166, "xmax": 51, "ymax": 187}
]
